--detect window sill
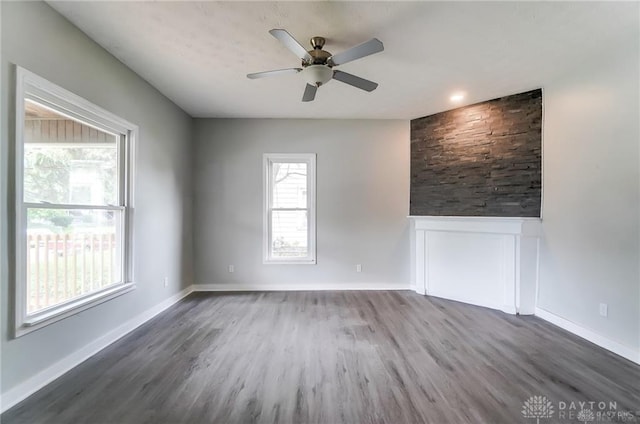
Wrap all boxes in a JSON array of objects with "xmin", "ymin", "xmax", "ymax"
[
  {"xmin": 263, "ymin": 259, "xmax": 317, "ymax": 265},
  {"xmin": 15, "ymin": 283, "xmax": 136, "ymax": 338}
]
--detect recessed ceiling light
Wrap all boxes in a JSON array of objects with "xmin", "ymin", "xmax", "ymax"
[{"xmin": 450, "ymin": 93, "xmax": 465, "ymax": 102}]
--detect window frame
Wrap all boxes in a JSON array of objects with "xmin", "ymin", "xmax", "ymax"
[
  {"xmin": 263, "ymin": 153, "xmax": 316, "ymax": 265},
  {"xmin": 14, "ymin": 67, "xmax": 137, "ymax": 337}
]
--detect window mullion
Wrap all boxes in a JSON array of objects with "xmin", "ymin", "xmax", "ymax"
[
  {"xmin": 307, "ymin": 164, "xmax": 313, "ymax": 260},
  {"xmin": 270, "ymin": 207, "xmax": 308, "ymax": 212},
  {"xmin": 119, "ymin": 133, "xmax": 126, "ymax": 207},
  {"xmin": 267, "ymin": 159, "xmax": 273, "ymax": 260},
  {"xmin": 24, "ymin": 203, "xmax": 125, "ymax": 211}
]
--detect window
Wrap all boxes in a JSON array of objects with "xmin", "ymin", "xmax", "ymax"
[
  {"xmin": 14, "ymin": 67, "xmax": 136, "ymax": 336},
  {"xmin": 263, "ymin": 154, "xmax": 316, "ymax": 264}
]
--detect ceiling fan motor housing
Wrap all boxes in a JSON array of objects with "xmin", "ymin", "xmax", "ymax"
[{"xmin": 310, "ymin": 36, "xmax": 326, "ymax": 49}]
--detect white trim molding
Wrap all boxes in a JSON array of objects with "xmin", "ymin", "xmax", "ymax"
[
  {"xmin": 18, "ymin": 283, "xmax": 136, "ymax": 337},
  {"xmin": 193, "ymin": 282, "xmax": 410, "ymax": 292},
  {"xmin": 263, "ymin": 153, "xmax": 317, "ymax": 265},
  {"xmin": 409, "ymin": 216, "xmax": 542, "ymax": 315},
  {"xmin": 535, "ymin": 307, "xmax": 640, "ymax": 365},
  {"xmin": 0, "ymin": 286, "xmax": 194, "ymax": 414},
  {"xmin": 14, "ymin": 66, "xmax": 138, "ymax": 337}
]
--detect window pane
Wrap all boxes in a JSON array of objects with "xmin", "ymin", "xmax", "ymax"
[
  {"xmin": 271, "ymin": 210, "xmax": 308, "ymax": 258},
  {"xmin": 26, "ymin": 207, "xmax": 122, "ymax": 314},
  {"xmin": 272, "ymin": 162, "xmax": 307, "ymax": 208},
  {"xmin": 23, "ymin": 100, "xmax": 118, "ymax": 205}
]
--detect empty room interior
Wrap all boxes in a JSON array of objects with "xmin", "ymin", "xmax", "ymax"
[{"xmin": 1, "ymin": 1, "xmax": 639, "ymax": 423}]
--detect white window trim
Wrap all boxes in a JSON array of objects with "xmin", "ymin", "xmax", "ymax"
[
  {"xmin": 263, "ymin": 153, "xmax": 316, "ymax": 264},
  {"xmin": 14, "ymin": 66, "xmax": 137, "ymax": 337}
]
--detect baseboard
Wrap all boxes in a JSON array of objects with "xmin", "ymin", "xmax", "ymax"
[
  {"xmin": 0, "ymin": 286, "xmax": 195, "ymax": 414},
  {"xmin": 534, "ymin": 307, "xmax": 640, "ymax": 365},
  {"xmin": 193, "ymin": 282, "xmax": 410, "ymax": 292}
]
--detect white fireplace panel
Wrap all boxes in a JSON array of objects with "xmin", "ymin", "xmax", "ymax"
[
  {"xmin": 427, "ymin": 232, "xmax": 506, "ymax": 311},
  {"xmin": 410, "ymin": 216, "xmax": 541, "ymax": 315}
]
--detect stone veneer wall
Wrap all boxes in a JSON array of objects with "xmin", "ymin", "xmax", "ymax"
[{"xmin": 410, "ymin": 89, "xmax": 542, "ymax": 217}]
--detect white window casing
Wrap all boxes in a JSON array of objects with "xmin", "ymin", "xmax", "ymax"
[
  {"xmin": 263, "ymin": 153, "xmax": 316, "ymax": 264},
  {"xmin": 14, "ymin": 67, "xmax": 137, "ymax": 337}
]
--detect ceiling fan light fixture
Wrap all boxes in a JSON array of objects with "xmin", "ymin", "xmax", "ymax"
[
  {"xmin": 249, "ymin": 29, "xmax": 384, "ymax": 102},
  {"xmin": 301, "ymin": 65, "xmax": 333, "ymax": 87}
]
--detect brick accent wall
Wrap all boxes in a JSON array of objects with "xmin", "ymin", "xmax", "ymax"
[{"xmin": 410, "ymin": 89, "xmax": 542, "ymax": 217}]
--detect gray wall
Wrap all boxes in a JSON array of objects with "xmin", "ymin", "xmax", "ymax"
[
  {"xmin": 193, "ymin": 119, "xmax": 410, "ymax": 289},
  {"xmin": 1, "ymin": 2, "xmax": 194, "ymax": 394},
  {"xmin": 538, "ymin": 38, "xmax": 640, "ymax": 351},
  {"xmin": 410, "ymin": 89, "xmax": 542, "ymax": 217}
]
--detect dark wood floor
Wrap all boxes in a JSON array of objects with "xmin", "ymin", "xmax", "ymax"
[{"xmin": 3, "ymin": 291, "xmax": 639, "ymax": 424}]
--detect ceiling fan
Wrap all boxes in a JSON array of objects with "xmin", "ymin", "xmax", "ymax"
[{"xmin": 247, "ymin": 29, "xmax": 384, "ymax": 102}]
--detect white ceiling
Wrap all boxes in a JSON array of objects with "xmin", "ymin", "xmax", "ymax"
[{"xmin": 48, "ymin": 1, "xmax": 638, "ymax": 119}]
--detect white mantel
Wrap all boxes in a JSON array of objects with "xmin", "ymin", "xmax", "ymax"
[{"xmin": 409, "ymin": 216, "xmax": 542, "ymax": 315}]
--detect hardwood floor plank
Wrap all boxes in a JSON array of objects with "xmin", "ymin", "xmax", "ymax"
[{"xmin": 3, "ymin": 291, "xmax": 639, "ymax": 424}]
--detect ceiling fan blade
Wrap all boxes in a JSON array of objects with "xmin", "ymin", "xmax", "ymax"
[
  {"xmin": 269, "ymin": 29, "xmax": 313, "ymax": 63},
  {"xmin": 332, "ymin": 71, "xmax": 378, "ymax": 92},
  {"xmin": 302, "ymin": 84, "xmax": 317, "ymax": 102},
  {"xmin": 247, "ymin": 68, "xmax": 302, "ymax": 79},
  {"xmin": 328, "ymin": 38, "xmax": 384, "ymax": 66}
]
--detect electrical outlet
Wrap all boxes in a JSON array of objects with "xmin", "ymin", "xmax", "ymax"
[
  {"xmin": 163, "ymin": 277, "xmax": 168, "ymax": 288},
  {"xmin": 599, "ymin": 303, "xmax": 608, "ymax": 317},
  {"xmin": 228, "ymin": 265, "xmax": 235, "ymax": 273},
  {"xmin": 356, "ymin": 264, "xmax": 362, "ymax": 273}
]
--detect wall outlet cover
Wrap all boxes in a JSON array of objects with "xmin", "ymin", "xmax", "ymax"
[{"xmin": 599, "ymin": 303, "xmax": 608, "ymax": 317}]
